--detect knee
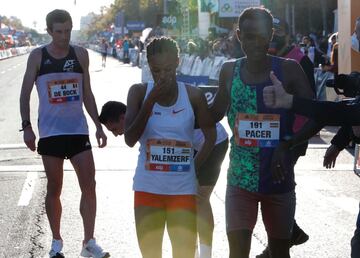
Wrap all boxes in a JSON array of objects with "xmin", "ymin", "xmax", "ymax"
[
  {"xmin": 46, "ymin": 182, "xmax": 62, "ymax": 198},
  {"xmin": 81, "ymin": 180, "xmax": 96, "ymax": 197}
]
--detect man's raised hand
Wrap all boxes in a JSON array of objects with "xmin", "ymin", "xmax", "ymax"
[{"xmin": 263, "ymin": 71, "xmax": 293, "ymax": 109}]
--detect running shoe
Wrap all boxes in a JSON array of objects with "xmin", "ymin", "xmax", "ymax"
[
  {"xmin": 80, "ymin": 238, "xmax": 110, "ymax": 258},
  {"xmin": 49, "ymin": 239, "xmax": 64, "ymax": 258},
  {"xmin": 256, "ymin": 225, "xmax": 309, "ymax": 258},
  {"xmin": 291, "ymin": 223, "xmax": 309, "ymax": 246},
  {"xmin": 256, "ymin": 247, "xmax": 270, "ymax": 258}
]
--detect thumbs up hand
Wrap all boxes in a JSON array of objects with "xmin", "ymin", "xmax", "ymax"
[{"xmin": 263, "ymin": 71, "xmax": 293, "ymax": 109}]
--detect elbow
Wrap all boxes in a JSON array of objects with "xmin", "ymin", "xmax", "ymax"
[{"xmin": 124, "ymin": 135, "xmax": 136, "ymax": 147}]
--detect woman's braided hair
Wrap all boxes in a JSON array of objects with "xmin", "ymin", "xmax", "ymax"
[{"xmin": 146, "ymin": 36, "xmax": 179, "ymax": 60}]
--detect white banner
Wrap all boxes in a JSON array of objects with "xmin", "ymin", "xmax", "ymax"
[{"xmin": 219, "ymin": 0, "xmax": 261, "ymax": 18}]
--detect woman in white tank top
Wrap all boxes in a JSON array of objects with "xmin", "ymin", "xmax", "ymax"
[{"xmin": 124, "ymin": 37, "xmax": 216, "ymax": 258}]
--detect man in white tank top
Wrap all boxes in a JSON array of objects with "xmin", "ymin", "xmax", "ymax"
[{"xmin": 19, "ymin": 9, "xmax": 109, "ymax": 258}]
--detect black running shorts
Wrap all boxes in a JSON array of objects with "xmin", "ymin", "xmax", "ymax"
[
  {"xmin": 37, "ymin": 135, "xmax": 92, "ymax": 159},
  {"xmin": 196, "ymin": 138, "xmax": 228, "ymax": 186}
]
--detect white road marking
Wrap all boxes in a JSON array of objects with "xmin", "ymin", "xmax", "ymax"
[{"xmin": 17, "ymin": 172, "xmax": 38, "ymax": 206}]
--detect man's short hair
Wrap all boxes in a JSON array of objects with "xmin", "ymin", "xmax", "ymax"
[
  {"xmin": 99, "ymin": 101, "xmax": 126, "ymax": 124},
  {"xmin": 46, "ymin": 9, "xmax": 72, "ymax": 31},
  {"xmin": 238, "ymin": 7, "xmax": 273, "ymax": 33}
]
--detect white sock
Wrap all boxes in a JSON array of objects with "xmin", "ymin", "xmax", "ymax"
[
  {"xmin": 194, "ymin": 242, "xmax": 200, "ymax": 258},
  {"xmin": 199, "ymin": 243, "xmax": 212, "ymax": 258}
]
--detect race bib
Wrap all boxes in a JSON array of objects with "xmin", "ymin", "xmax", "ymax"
[
  {"xmin": 146, "ymin": 139, "xmax": 192, "ymax": 172},
  {"xmin": 48, "ymin": 79, "xmax": 80, "ymax": 104},
  {"xmin": 235, "ymin": 113, "xmax": 280, "ymax": 147}
]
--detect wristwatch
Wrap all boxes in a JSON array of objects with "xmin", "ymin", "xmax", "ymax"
[{"xmin": 19, "ymin": 120, "xmax": 31, "ymax": 132}]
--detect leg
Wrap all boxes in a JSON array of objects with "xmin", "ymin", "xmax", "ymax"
[
  {"xmin": 135, "ymin": 206, "xmax": 166, "ymax": 258},
  {"xmin": 196, "ymin": 139, "xmax": 228, "ymax": 256},
  {"xmin": 197, "ymin": 186, "xmax": 215, "ymax": 246},
  {"xmin": 227, "ymin": 229, "xmax": 252, "ymax": 258},
  {"xmin": 42, "ymin": 155, "xmax": 64, "ymax": 240},
  {"xmin": 167, "ymin": 209, "xmax": 197, "ymax": 258},
  {"xmin": 351, "ymin": 204, "xmax": 360, "ymax": 258},
  {"xmin": 268, "ymin": 237, "xmax": 290, "ymax": 258},
  {"xmin": 290, "ymin": 219, "xmax": 309, "ymax": 246},
  {"xmin": 226, "ymin": 186, "xmax": 259, "ymax": 258},
  {"xmin": 261, "ymin": 191, "xmax": 296, "ymax": 258},
  {"xmin": 70, "ymin": 150, "xmax": 97, "ymax": 242}
]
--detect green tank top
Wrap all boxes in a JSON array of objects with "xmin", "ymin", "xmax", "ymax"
[{"xmin": 227, "ymin": 57, "xmax": 295, "ymax": 194}]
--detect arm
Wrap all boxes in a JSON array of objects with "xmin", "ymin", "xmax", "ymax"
[
  {"xmin": 284, "ymin": 60, "xmax": 323, "ymax": 146},
  {"xmin": 76, "ymin": 47, "xmax": 107, "ymax": 147},
  {"xmin": 188, "ymin": 86, "xmax": 216, "ymax": 170},
  {"xmin": 124, "ymin": 84, "xmax": 152, "ymax": 147},
  {"xmin": 263, "ymin": 76, "xmax": 360, "ymax": 126},
  {"xmin": 209, "ymin": 61, "xmax": 233, "ymax": 122},
  {"xmin": 323, "ymin": 126, "xmax": 352, "ymax": 168},
  {"xmin": 292, "ymin": 97, "xmax": 360, "ymax": 125},
  {"xmin": 271, "ymin": 60, "xmax": 322, "ymax": 181},
  {"xmin": 19, "ymin": 49, "xmax": 41, "ymax": 151},
  {"xmin": 124, "ymin": 79, "xmax": 175, "ymax": 147}
]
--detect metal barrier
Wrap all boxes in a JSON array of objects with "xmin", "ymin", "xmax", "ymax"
[{"xmin": 0, "ymin": 46, "xmax": 33, "ymax": 60}]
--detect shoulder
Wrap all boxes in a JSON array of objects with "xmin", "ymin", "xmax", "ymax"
[
  {"xmin": 185, "ymin": 83, "xmax": 203, "ymax": 97},
  {"xmin": 184, "ymin": 84, "xmax": 207, "ymax": 108},
  {"xmin": 222, "ymin": 58, "xmax": 237, "ymax": 70},
  {"xmin": 28, "ymin": 46, "xmax": 43, "ymax": 62},
  {"xmin": 129, "ymin": 82, "xmax": 147, "ymax": 98},
  {"xmin": 220, "ymin": 58, "xmax": 238, "ymax": 77},
  {"xmin": 281, "ymin": 56, "xmax": 302, "ymax": 71},
  {"xmin": 73, "ymin": 45, "xmax": 88, "ymax": 61}
]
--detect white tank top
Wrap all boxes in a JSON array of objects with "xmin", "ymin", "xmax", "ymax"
[
  {"xmin": 193, "ymin": 122, "xmax": 228, "ymax": 151},
  {"xmin": 133, "ymin": 81, "xmax": 197, "ymax": 195},
  {"xmin": 35, "ymin": 46, "xmax": 88, "ymax": 138}
]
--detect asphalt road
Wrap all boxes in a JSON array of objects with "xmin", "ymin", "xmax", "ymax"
[{"xmin": 0, "ymin": 50, "xmax": 359, "ymax": 258}]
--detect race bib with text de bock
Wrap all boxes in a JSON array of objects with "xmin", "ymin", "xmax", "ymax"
[
  {"xmin": 146, "ymin": 139, "xmax": 192, "ymax": 172},
  {"xmin": 235, "ymin": 113, "xmax": 280, "ymax": 147},
  {"xmin": 48, "ymin": 79, "xmax": 80, "ymax": 104}
]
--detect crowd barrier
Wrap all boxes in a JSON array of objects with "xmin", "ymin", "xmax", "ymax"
[
  {"xmin": 0, "ymin": 46, "xmax": 33, "ymax": 60},
  {"xmin": 141, "ymin": 53, "xmax": 338, "ymax": 104},
  {"xmin": 89, "ymin": 44, "xmax": 140, "ymax": 66},
  {"xmin": 88, "ymin": 44, "xmax": 337, "ymax": 104}
]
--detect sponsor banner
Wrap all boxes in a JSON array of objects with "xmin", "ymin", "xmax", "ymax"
[
  {"xmin": 219, "ymin": 0, "xmax": 261, "ymax": 18},
  {"xmin": 126, "ymin": 21, "xmax": 145, "ymax": 31}
]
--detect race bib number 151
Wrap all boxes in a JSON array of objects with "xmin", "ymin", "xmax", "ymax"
[{"xmin": 146, "ymin": 139, "xmax": 192, "ymax": 172}]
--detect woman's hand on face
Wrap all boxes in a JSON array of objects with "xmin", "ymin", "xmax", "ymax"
[{"xmin": 147, "ymin": 79, "xmax": 168, "ymax": 103}]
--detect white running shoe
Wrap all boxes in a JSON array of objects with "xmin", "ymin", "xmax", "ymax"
[
  {"xmin": 49, "ymin": 239, "xmax": 64, "ymax": 258},
  {"xmin": 80, "ymin": 238, "xmax": 110, "ymax": 258}
]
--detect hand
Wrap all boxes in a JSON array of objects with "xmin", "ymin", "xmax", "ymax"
[
  {"xmin": 147, "ymin": 79, "xmax": 169, "ymax": 103},
  {"xmin": 263, "ymin": 71, "xmax": 293, "ymax": 109},
  {"xmin": 271, "ymin": 141, "xmax": 290, "ymax": 183},
  {"xmin": 96, "ymin": 127, "xmax": 107, "ymax": 148},
  {"xmin": 323, "ymin": 144, "xmax": 340, "ymax": 169},
  {"xmin": 23, "ymin": 127, "xmax": 36, "ymax": 151}
]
